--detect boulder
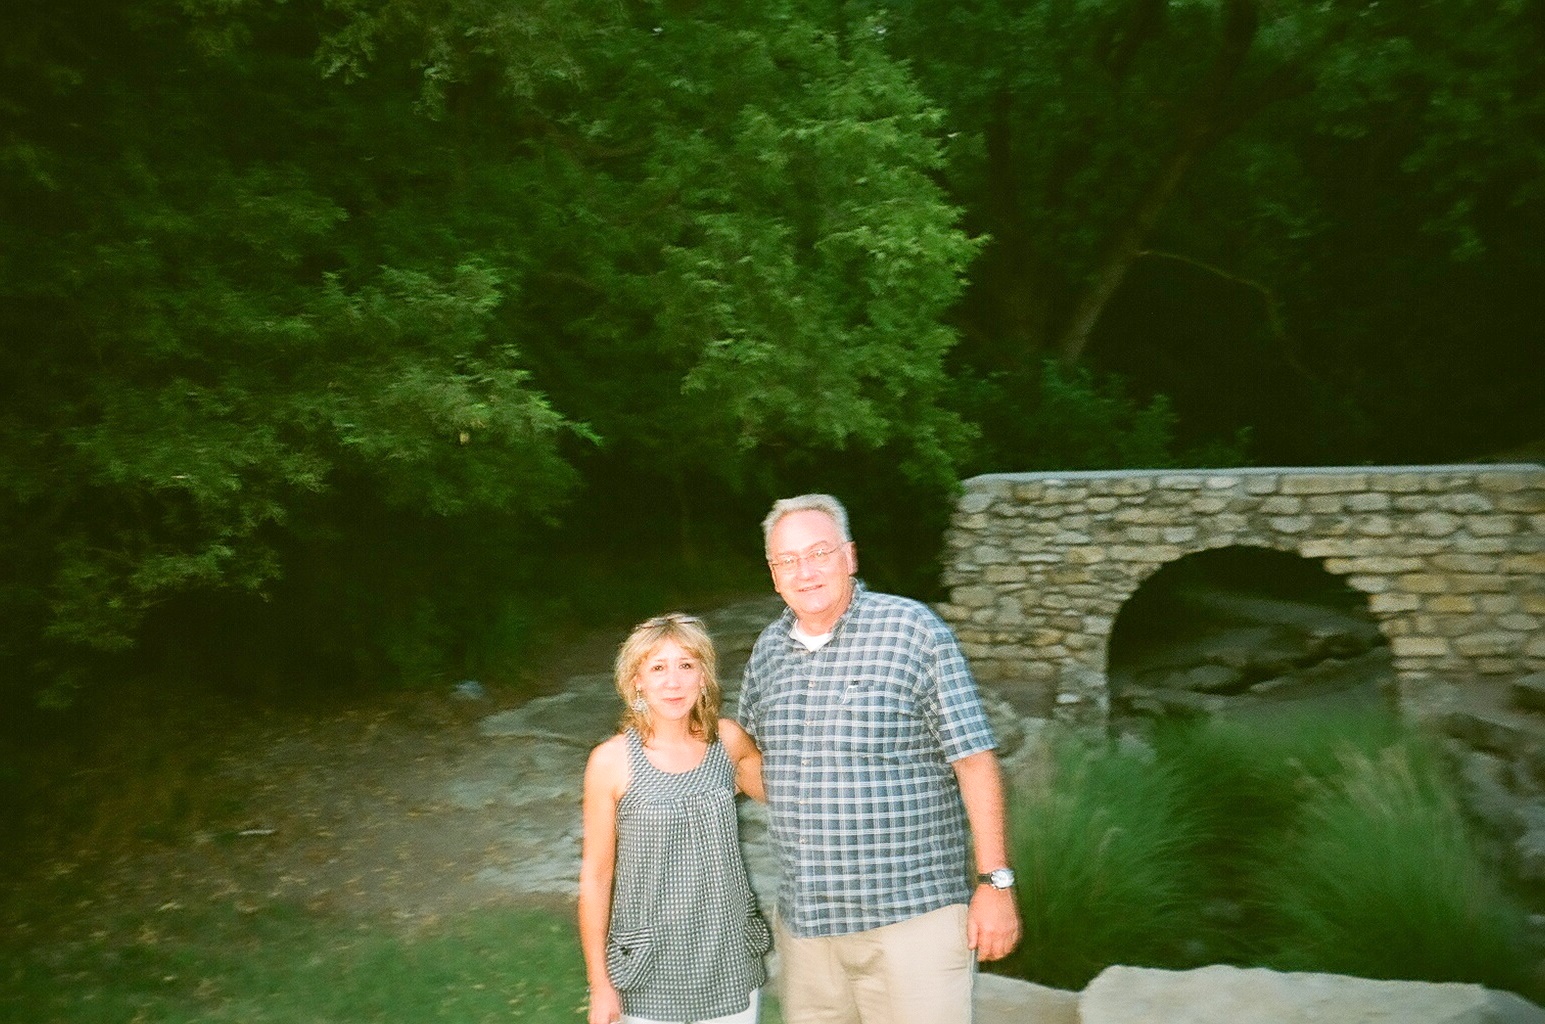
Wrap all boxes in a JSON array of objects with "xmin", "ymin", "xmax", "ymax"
[
  {"xmin": 1078, "ymin": 965, "xmax": 1545, "ymax": 1024},
  {"xmin": 1178, "ymin": 664, "xmax": 1245, "ymax": 694},
  {"xmin": 1458, "ymin": 746, "xmax": 1527, "ymax": 836},
  {"xmin": 974, "ymin": 972, "xmax": 1078, "ymax": 1024},
  {"xmin": 477, "ymin": 674, "xmax": 618, "ymax": 745},
  {"xmin": 1513, "ymin": 803, "xmax": 1545, "ymax": 882}
]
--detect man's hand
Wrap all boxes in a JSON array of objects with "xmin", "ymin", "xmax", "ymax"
[{"xmin": 967, "ymin": 884, "xmax": 1021, "ymax": 962}]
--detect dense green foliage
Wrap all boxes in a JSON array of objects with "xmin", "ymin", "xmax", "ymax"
[
  {"xmin": 1, "ymin": 0, "xmax": 979, "ymax": 700},
  {"xmin": 1258, "ymin": 746, "xmax": 1532, "ymax": 987},
  {"xmin": 1, "ymin": 0, "xmax": 1538, "ymax": 702},
  {"xmin": 1002, "ymin": 712, "xmax": 1536, "ymax": 995},
  {"xmin": 884, "ymin": 0, "xmax": 1544, "ymax": 463}
]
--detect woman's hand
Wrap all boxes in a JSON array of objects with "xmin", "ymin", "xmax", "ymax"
[{"xmin": 588, "ymin": 979, "xmax": 623, "ymax": 1024}]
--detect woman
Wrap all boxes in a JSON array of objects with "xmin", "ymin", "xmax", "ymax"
[{"xmin": 579, "ymin": 613, "xmax": 770, "ymax": 1024}]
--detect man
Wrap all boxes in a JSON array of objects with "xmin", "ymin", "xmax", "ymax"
[{"xmin": 737, "ymin": 493, "xmax": 1020, "ymax": 1024}]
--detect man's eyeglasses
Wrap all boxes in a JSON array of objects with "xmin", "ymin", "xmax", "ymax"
[{"xmin": 768, "ymin": 544, "xmax": 842, "ymax": 575}]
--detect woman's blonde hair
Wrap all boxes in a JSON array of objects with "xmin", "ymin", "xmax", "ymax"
[{"xmin": 614, "ymin": 613, "xmax": 720, "ymax": 744}]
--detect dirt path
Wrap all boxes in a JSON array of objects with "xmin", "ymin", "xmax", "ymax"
[{"xmin": 2, "ymin": 596, "xmax": 784, "ymax": 949}]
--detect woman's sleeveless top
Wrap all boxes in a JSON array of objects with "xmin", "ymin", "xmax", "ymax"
[{"xmin": 606, "ymin": 729, "xmax": 770, "ymax": 1021}]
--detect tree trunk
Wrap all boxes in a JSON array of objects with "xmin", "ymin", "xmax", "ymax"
[
  {"xmin": 1054, "ymin": 129, "xmax": 1205, "ymax": 366},
  {"xmin": 983, "ymin": 87, "xmax": 1054, "ymax": 364},
  {"xmin": 1055, "ymin": 0, "xmax": 1261, "ymax": 366}
]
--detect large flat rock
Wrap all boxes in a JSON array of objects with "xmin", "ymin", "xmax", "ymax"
[
  {"xmin": 1079, "ymin": 965, "xmax": 1545, "ymax": 1024},
  {"xmin": 974, "ymin": 972, "xmax": 1079, "ymax": 1024}
]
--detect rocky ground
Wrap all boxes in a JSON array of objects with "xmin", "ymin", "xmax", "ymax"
[
  {"xmin": 4, "ymin": 573, "xmax": 1411, "ymax": 957},
  {"xmin": 1, "ymin": 595, "xmax": 788, "ymax": 951},
  {"xmin": 7, "ymin": 581, "xmax": 1541, "ymax": 1024},
  {"xmin": 1107, "ymin": 570, "xmax": 1396, "ymax": 724}
]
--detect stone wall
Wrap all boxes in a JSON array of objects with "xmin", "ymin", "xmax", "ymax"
[{"xmin": 938, "ymin": 464, "xmax": 1545, "ymax": 724}]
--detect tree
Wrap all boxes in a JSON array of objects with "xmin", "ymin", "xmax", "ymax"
[
  {"xmin": 0, "ymin": 0, "xmax": 980, "ymax": 699},
  {"xmin": 883, "ymin": 0, "xmax": 1543, "ymax": 461}
]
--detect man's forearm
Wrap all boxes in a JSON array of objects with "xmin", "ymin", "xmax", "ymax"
[
  {"xmin": 955, "ymin": 747, "xmax": 1022, "ymax": 960},
  {"xmin": 953, "ymin": 749, "xmax": 1010, "ymax": 872}
]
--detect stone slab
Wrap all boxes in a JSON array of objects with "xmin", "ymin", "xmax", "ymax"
[
  {"xmin": 974, "ymin": 972, "xmax": 1079, "ymax": 1024},
  {"xmin": 1079, "ymin": 965, "xmax": 1545, "ymax": 1024}
]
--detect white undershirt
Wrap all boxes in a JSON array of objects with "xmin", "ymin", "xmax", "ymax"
[{"xmin": 791, "ymin": 622, "xmax": 833, "ymax": 651}]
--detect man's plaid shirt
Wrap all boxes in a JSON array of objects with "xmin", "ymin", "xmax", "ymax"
[{"xmin": 737, "ymin": 583, "xmax": 997, "ymax": 938}]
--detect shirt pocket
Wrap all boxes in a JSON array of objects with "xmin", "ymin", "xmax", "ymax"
[
  {"xmin": 605, "ymin": 925, "xmax": 657, "ymax": 992},
  {"xmin": 827, "ymin": 682, "xmax": 918, "ymax": 758},
  {"xmin": 744, "ymin": 909, "xmax": 772, "ymax": 956}
]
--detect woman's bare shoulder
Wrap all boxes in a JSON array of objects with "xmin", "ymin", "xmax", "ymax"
[{"xmin": 586, "ymin": 733, "xmax": 629, "ymax": 780}]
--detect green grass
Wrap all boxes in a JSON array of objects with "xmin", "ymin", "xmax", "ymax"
[
  {"xmin": 1002, "ymin": 711, "xmax": 1541, "ymax": 999},
  {"xmin": 1, "ymin": 901, "xmax": 787, "ymax": 1024},
  {"xmin": 1, "ymin": 905, "xmax": 590, "ymax": 1024},
  {"xmin": 1148, "ymin": 708, "xmax": 1417, "ymax": 862},
  {"xmin": 1146, "ymin": 708, "xmax": 1437, "ymax": 961}
]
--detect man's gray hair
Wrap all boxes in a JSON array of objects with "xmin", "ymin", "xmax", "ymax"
[{"xmin": 762, "ymin": 493, "xmax": 852, "ymax": 552}]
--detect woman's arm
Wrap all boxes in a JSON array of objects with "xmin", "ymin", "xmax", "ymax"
[
  {"xmin": 578, "ymin": 737, "xmax": 626, "ymax": 1024},
  {"xmin": 719, "ymin": 718, "xmax": 765, "ymax": 803}
]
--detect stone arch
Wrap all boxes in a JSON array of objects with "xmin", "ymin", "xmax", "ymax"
[
  {"xmin": 1103, "ymin": 543, "xmax": 1394, "ymax": 721},
  {"xmin": 939, "ymin": 465, "xmax": 1544, "ymax": 724},
  {"xmin": 1104, "ymin": 537, "xmax": 1313, "ymax": 637}
]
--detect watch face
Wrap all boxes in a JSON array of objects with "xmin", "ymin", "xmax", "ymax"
[{"xmin": 988, "ymin": 868, "xmax": 1015, "ymax": 889}]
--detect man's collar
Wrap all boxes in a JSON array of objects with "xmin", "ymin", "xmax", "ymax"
[
  {"xmin": 779, "ymin": 579, "xmax": 867, "ymax": 642},
  {"xmin": 836, "ymin": 578, "xmax": 867, "ymax": 629}
]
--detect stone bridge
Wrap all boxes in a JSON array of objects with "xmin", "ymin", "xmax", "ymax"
[{"xmin": 938, "ymin": 464, "xmax": 1544, "ymax": 724}]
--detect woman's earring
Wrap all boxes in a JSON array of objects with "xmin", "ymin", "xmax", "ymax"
[{"xmin": 631, "ymin": 690, "xmax": 647, "ymax": 714}]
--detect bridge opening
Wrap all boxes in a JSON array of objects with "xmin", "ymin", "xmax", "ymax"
[{"xmin": 1105, "ymin": 545, "xmax": 1395, "ymax": 724}]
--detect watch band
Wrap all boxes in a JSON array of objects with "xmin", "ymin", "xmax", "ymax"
[{"xmin": 978, "ymin": 867, "xmax": 1015, "ymax": 890}]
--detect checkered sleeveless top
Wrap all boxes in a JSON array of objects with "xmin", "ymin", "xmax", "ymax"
[{"xmin": 606, "ymin": 728, "xmax": 770, "ymax": 1021}]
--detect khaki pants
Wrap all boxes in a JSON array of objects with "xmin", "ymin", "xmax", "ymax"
[{"xmin": 776, "ymin": 905, "xmax": 974, "ymax": 1024}]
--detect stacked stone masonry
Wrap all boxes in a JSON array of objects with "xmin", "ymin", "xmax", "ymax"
[{"xmin": 939, "ymin": 464, "xmax": 1545, "ymax": 725}]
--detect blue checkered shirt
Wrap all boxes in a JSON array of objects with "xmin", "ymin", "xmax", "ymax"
[{"xmin": 737, "ymin": 583, "xmax": 997, "ymax": 938}]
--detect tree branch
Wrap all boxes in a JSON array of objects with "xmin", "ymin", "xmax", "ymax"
[{"xmin": 1134, "ymin": 248, "xmax": 1321, "ymax": 385}]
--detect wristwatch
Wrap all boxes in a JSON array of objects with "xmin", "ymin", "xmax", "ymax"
[{"xmin": 978, "ymin": 867, "xmax": 1016, "ymax": 890}]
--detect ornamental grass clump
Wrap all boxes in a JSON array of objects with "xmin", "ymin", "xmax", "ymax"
[
  {"xmin": 1148, "ymin": 711, "xmax": 1420, "ymax": 910},
  {"xmin": 1002, "ymin": 733, "xmax": 1208, "ymax": 990},
  {"xmin": 1000, "ymin": 712, "xmax": 1538, "ymax": 1000},
  {"xmin": 1257, "ymin": 743, "xmax": 1534, "ymax": 995}
]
